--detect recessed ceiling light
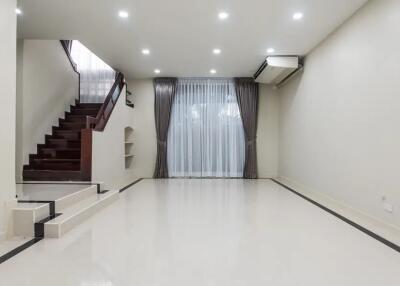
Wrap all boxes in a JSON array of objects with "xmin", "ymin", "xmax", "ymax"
[
  {"xmin": 218, "ymin": 12, "xmax": 229, "ymax": 20},
  {"xmin": 210, "ymin": 69, "xmax": 217, "ymax": 74},
  {"xmin": 118, "ymin": 10, "xmax": 129, "ymax": 18},
  {"xmin": 154, "ymin": 69, "xmax": 161, "ymax": 74},
  {"xmin": 142, "ymin": 49, "xmax": 150, "ymax": 55},
  {"xmin": 267, "ymin": 48, "xmax": 275, "ymax": 54},
  {"xmin": 293, "ymin": 12, "xmax": 304, "ymax": 20},
  {"xmin": 213, "ymin": 49, "xmax": 221, "ymax": 55},
  {"xmin": 15, "ymin": 8, "xmax": 22, "ymax": 15}
]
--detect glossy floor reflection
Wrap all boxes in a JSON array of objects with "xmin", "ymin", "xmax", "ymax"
[{"xmin": 1, "ymin": 179, "xmax": 399, "ymax": 285}]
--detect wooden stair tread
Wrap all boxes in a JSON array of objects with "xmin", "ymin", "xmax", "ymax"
[
  {"xmin": 40, "ymin": 147, "xmax": 80, "ymax": 151},
  {"xmin": 65, "ymin": 114, "xmax": 88, "ymax": 119},
  {"xmin": 31, "ymin": 158, "xmax": 80, "ymax": 162},
  {"xmin": 59, "ymin": 121, "xmax": 86, "ymax": 127},
  {"xmin": 54, "ymin": 129, "xmax": 80, "ymax": 133},
  {"xmin": 23, "ymin": 170, "xmax": 84, "ymax": 181},
  {"xmin": 47, "ymin": 138, "xmax": 80, "ymax": 142},
  {"xmin": 74, "ymin": 103, "xmax": 102, "ymax": 108},
  {"xmin": 70, "ymin": 108, "xmax": 99, "ymax": 113},
  {"xmin": 46, "ymin": 138, "xmax": 81, "ymax": 148}
]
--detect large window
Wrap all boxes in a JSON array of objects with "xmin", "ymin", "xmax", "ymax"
[
  {"xmin": 167, "ymin": 78, "xmax": 245, "ymax": 177},
  {"xmin": 70, "ymin": 41, "xmax": 115, "ymax": 103}
]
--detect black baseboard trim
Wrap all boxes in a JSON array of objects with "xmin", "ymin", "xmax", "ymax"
[
  {"xmin": 96, "ymin": 183, "xmax": 101, "ymax": 194},
  {"xmin": 0, "ymin": 238, "xmax": 43, "ymax": 264},
  {"xmin": 120, "ymin": 178, "xmax": 144, "ymax": 193},
  {"xmin": 271, "ymin": 179, "xmax": 400, "ymax": 254}
]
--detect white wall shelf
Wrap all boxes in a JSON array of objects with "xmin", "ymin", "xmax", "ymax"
[{"xmin": 124, "ymin": 127, "xmax": 134, "ymax": 169}]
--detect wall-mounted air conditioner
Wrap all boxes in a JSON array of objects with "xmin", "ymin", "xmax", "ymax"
[{"xmin": 253, "ymin": 56, "xmax": 303, "ymax": 88}]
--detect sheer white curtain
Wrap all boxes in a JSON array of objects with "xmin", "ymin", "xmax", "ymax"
[
  {"xmin": 167, "ymin": 78, "xmax": 245, "ymax": 177},
  {"xmin": 70, "ymin": 41, "xmax": 115, "ymax": 103}
]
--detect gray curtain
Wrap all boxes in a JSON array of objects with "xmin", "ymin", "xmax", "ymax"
[
  {"xmin": 234, "ymin": 78, "xmax": 259, "ymax": 179},
  {"xmin": 153, "ymin": 78, "xmax": 178, "ymax": 178}
]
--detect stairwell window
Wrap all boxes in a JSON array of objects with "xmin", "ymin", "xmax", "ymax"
[{"xmin": 70, "ymin": 41, "xmax": 115, "ymax": 103}]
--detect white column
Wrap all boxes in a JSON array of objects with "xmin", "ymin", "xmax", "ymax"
[{"xmin": 0, "ymin": 0, "xmax": 17, "ymax": 239}]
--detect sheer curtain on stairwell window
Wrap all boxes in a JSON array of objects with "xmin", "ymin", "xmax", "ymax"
[
  {"xmin": 70, "ymin": 41, "xmax": 116, "ymax": 103},
  {"xmin": 167, "ymin": 78, "xmax": 245, "ymax": 177}
]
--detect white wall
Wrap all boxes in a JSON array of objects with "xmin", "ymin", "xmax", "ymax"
[
  {"xmin": 0, "ymin": 0, "xmax": 17, "ymax": 239},
  {"xmin": 16, "ymin": 40, "xmax": 79, "ymax": 181},
  {"xmin": 278, "ymin": 0, "xmax": 400, "ymax": 228},
  {"xmin": 257, "ymin": 84, "xmax": 279, "ymax": 178},
  {"xmin": 127, "ymin": 79, "xmax": 157, "ymax": 178},
  {"xmin": 92, "ymin": 86, "xmax": 138, "ymax": 189},
  {"xmin": 127, "ymin": 79, "xmax": 279, "ymax": 178}
]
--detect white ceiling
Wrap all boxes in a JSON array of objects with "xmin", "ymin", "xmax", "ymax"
[{"xmin": 17, "ymin": 0, "xmax": 368, "ymax": 79}]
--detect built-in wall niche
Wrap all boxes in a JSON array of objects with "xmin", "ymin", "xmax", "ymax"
[{"xmin": 124, "ymin": 127, "xmax": 134, "ymax": 169}]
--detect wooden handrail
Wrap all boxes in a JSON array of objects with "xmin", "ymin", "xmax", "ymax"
[
  {"xmin": 60, "ymin": 40, "xmax": 82, "ymax": 102},
  {"xmin": 60, "ymin": 40, "xmax": 79, "ymax": 73},
  {"xmin": 85, "ymin": 72, "xmax": 125, "ymax": 131},
  {"xmin": 80, "ymin": 73, "xmax": 125, "ymax": 181}
]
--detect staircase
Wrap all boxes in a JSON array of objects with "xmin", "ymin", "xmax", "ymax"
[{"xmin": 23, "ymin": 100, "xmax": 102, "ymax": 181}]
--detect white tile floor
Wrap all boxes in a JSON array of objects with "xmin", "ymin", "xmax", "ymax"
[{"xmin": 1, "ymin": 179, "xmax": 399, "ymax": 285}]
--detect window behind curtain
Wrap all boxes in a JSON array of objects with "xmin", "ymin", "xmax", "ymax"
[
  {"xmin": 167, "ymin": 78, "xmax": 245, "ymax": 177},
  {"xmin": 70, "ymin": 41, "xmax": 115, "ymax": 103}
]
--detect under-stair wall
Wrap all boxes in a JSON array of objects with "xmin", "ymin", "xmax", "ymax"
[
  {"xmin": 16, "ymin": 40, "xmax": 80, "ymax": 182},
  {"xmin": 91, "ymin": 85, "xmax": 137, "ymax": 190}
]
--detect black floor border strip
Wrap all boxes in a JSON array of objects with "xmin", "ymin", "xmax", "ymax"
[
  {"xmin": 0, "ymin": 238, "xmax": 43, "ymax": 264},
  {"xmin": 1, "ymin": 182, "xmax": 105, "ymax": 264},
  {"xmin": 270, "ymin": 179, "xmax": 400, "ymax": 253},
  {"xmin": 120, "ymin": 178, "xmax": 144, "ymax": 193},
  {"xmin": 0, "ymin": 201, "xmax": 63, "ymax": 264}
]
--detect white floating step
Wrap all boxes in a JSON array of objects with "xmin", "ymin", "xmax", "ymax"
[
  {"xmin": 17, "ymin": 182, "xmax": 103, "ymax": 201},
  {"xmin": 13, "ymin": 184, "xmax": 103, "ymax": 237},
  {"xmin": 54, "ymin": 185, "xmax": 97, "ymax": 212},
  {"xmin": 13, "ymin": 202, "xmax": 50, "ymax": 237},
  {"xmin": 45, "ymin": 190, "xmax": 119, "ymax": 238}
]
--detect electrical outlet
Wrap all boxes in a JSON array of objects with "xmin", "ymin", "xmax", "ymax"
[
  {"xmin": 383, "ymin": 202, "xmax": 393, "ymax": 213},
  {"xmin": 382, "ymin": 196, "xmax": 394, "ymax": 214}
]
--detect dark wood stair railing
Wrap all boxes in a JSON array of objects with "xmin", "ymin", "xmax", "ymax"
[
  {"xmin": 85, "ymin": 72, "xmax": 125, "ymax": 131},
  {"xmin": 80, "ymin": 72, "xmax": 126, "ymax": 180}
]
